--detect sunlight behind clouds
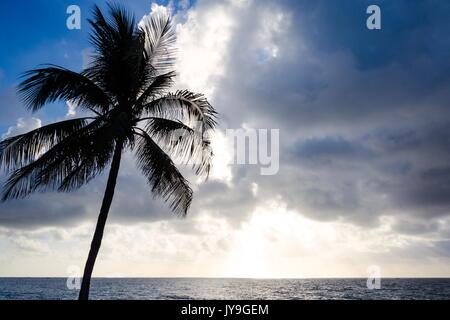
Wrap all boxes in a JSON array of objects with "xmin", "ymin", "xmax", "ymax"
[
  {"xmin": 208, "ymin": 130, "xmax": 233, "ymax": 184},
  {"xmin": 174, "ymin": 2, "xmax": 233, "ymax": 97},
  {"xmin": 1, "ymin": 199, "xmax": 449, "ymax": 278}
]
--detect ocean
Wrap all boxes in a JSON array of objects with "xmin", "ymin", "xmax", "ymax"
[{"xmin": 0, "ymin": 278, "xmax": 449, "ymax": 300}]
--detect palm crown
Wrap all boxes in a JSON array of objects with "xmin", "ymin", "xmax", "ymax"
[
  {"xmin": 0, "ymin": 4, "xmax": 217, "ymax": 299},
  {"xmin": 1, "ymin": 4, "xmax": 216, "ymax": 215}
]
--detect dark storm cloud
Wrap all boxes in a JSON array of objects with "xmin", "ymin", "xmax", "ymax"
[
  {"xmin": 217, "ymin": 0, "xmax": 450, "ymax": 131},
  {"xmin": 391, "ymin": 217, "xmax": 441, "ymax": 236},
  {"xmin": 209, "ymin": 0, "xmax": 450, "ymax": 228},
  {"xmin": 288, "ymin": 0, "xmax": 441, "ymax": 69},
  {"xmin": 362, "ymin": 123, "xmax": 450, "ymax": 218},
  {"xmin": 292, "ymin": 137, "xmax": 374, "ymax": 162},
  {"xmin": 192, "ymin": 168, "xmax": 260, "ymax": 225},
  {"xmin": 272, "ymin": 121, "xmax": 450, "ymax": 224},
  {"xmin": 386, "ymin": 166, "xmax": 450, "ymax": 214},
  {"xmin": 0, "ymin": 188, "xmax": 93, "ymax": 229}
]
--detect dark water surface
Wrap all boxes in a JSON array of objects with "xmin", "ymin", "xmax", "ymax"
[{"xmin": 0, "ymin": 278, "xmax": 449, "ymax": 300}]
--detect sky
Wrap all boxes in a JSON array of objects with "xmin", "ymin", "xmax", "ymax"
[{"xmin": 0, "ymin": 0, "xmax": 450, "ymax": 278}]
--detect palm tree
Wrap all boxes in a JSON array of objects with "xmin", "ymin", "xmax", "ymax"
[{"xmin": 0, "ymin": 4, "xmax": 217, "ymax": 300}]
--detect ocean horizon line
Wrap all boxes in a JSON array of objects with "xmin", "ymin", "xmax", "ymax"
[{"xmin": 1, "ymin": 276, "xmax": 450, "ymax": 279}]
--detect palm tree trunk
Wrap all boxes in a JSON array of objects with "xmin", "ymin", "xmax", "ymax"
[{"xmin": 78, "ymin": 141, "xmax": 123, "ymax": 300}]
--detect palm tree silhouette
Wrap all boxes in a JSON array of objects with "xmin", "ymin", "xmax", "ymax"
[{"xmin": 0, "ymin": 4, "xmax": 217, "ymax": 300}]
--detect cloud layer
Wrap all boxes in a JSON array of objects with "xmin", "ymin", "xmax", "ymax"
[{"xmin": 1, "ymin": 0, "xmax": 450, "ymax": 276}]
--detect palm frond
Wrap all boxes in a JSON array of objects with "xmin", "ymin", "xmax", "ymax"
[
  {"xmin": 143, "ymin": 90, "xmax": 218, "ymax": 131},
  {"xmin": 136, "ymin": 71, "xmax": 176, "ymax": 107},
  {"xmin": 87, "ymin": 5, "xmax": 114, "ymax": 54},
  {"xmin": 0, "ymin": 117, "xmax": 90, "ymax": 172},
  {"xmin": 135, "ymin": 131, "xmax": 192, "ymax": 216},
  {"xmin": 139, "ymin": 9, "xmax": 176, "ymax": 74},
  {"xmin": 17, "ymin": 66, "xmax": 111, "ymax": 114},
  {"xmin": 55, "ymin": 121, "xmax": 120, "ymax": 192},
  {"xmin": 142, "ymin": 117, "xmax": 213, "ymax": 177},
  {"xmin": 86, "ymin": 4, "xmax": 147, "ymax": 102},
  {"xmin": 107, "ymin": 3, "xmax": 136, "ymax": 39},
  {"xmin": 1, "ymin": 119, "xmax": 116, "ymax": 200},
  {"xmin": 87, "ymin": 4, "xmax": 135, "ymax": 57}
]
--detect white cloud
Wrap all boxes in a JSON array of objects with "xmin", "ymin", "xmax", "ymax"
[
  {"xmin": 251, "ymin": 182, "xmax": 258, "ymax": 196},
  {"xmin": 66, "ymin": 100, "xmax": 77, "ymax": 117},
  {"xmin": 12, "ymin": 237, "xmax": 51, "ymax": 254},
  {"xmin": 2, "ymin": 117, "xmax": 41, "ymax": 139},
  {"xmin": 2, "ymin": 200, "xmax": 449, "ymax": 277},
  {"xmin": 208, "ymin": 130, "xmax": 233, "ymax": 183},
  {"xmin": 173, "ymin": 1, "xmax": 234, "ymax": 96},
  {"xmin": 81, "ymin": 48, "xmax": 94, "ymax": 69},
  {"xmin": 138, "ymin": 3, "xmax": 171, "ymax": 30}
]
